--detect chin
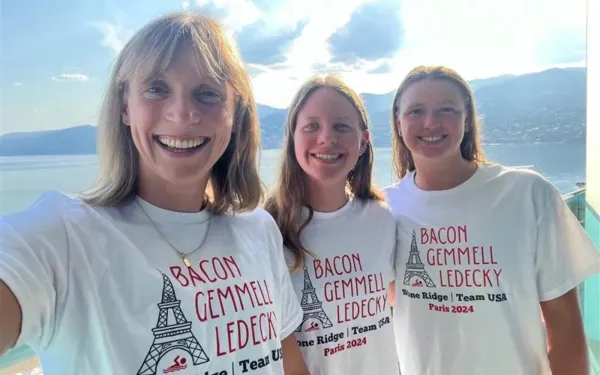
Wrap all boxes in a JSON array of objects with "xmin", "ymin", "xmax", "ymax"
[{"xmin": 305, "ymin": 170, "xmax": 349, "ymax": 187}]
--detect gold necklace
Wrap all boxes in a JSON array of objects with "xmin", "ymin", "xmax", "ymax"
[{"xmin": 136, "ymin": 200, "xmax": 212, "ymax": 268}]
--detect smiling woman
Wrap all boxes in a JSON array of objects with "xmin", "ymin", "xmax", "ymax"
[
  {"xmin": 0, "ymin": 12, "xmax": 309, "ymax": 375},
  {"xmin": 263, "ymin": 74, "xmax": 399, "ymax": 375},
  {"xmin": 383, "ymin": 65, "xmax": 600, "ymax": 375}
]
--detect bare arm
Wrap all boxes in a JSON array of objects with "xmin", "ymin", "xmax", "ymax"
[
  {"xmin": 540, "ymin": 287, "xmax": 589, "ymax": 375},
  {"xmin": 0, "ymin": 280, "xmax": 23, "ymax": 356},
  {"xmin": 281, "ymin": 334, "xmax": 310, "ymax": 375},
  {"xmin": 388, "ymin": 281, "xmax": 396, "ymax": 308}
]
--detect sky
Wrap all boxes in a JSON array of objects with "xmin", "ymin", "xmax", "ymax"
[{"xmin": 0, "ymin": 0, "xmax": 587, "ymax": 135}]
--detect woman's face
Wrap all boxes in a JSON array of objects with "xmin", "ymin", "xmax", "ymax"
[
  {"xmin": 397, "ymin": 79, "xmax": 468, "ymax": 166},
  {"xmin": 122, "ymin": 42, "xmax": 236, "ymax": 188},
  {"xmin": 293, "ymin": 87, "xmax": 367, "ymax": 187}
]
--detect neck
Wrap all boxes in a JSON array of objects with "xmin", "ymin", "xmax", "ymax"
[
  {"xmin": 137, "ymin": 168, "xmax": 210, "ymax": 212},
  {"xmin": 305, "ymin": 179, "xmax": 348, "ymax": 212},
  {"xmin": 413, "ymin": 154, "xmax": 477, "ymax": 191}
]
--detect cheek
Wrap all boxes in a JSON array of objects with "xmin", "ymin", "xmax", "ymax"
[
  {"xmin": 127, "ymin": 99, "xmax": 158, "ymax": 130},
  {"xmin": 399, "ymin": 119, "xmax": 415, "ymax": 138},
  {"xmin": 293, "ymin": 131, "xmax": 311, "ymax": 155},
  {"xmin": 340, "ymin": 134, "xmax": 363, "ymax": 152}
]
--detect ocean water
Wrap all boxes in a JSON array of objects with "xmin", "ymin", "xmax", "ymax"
[
  {"xmin": 0, "ymin": 142, "xmax": 587, "ymax": 216},
  {"xmin": 0, "ymin": 142, "xmax": 588, "ymax": 370}
]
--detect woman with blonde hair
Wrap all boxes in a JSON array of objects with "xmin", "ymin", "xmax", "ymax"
[
  {"xmin": 264, "ymin": 74, "xmax": 399, "ymax": 375},
  {"xmin": 384, "ymin": 65, "xmax": 600, "ymax": 375},
  {"xmin": 0, "ymin": 13, "xmax": 309, "ymax": 375}
]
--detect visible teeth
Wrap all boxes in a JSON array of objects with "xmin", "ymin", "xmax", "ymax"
[
  {"xmin": 421, "ymin": 136, "xmax": 443, "ymax": 142},
  {"xmin": 157, "ymin": 136, "xmax": 206, "ymax": 149},
  {"xmin": 313, "ymin": 153, "xmax": 341, "ymax": 161}
]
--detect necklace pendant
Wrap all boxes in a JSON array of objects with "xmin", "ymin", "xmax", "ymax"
[{"xmin": 182, "ymin": 255, "xmax": 191, "ymax": 268}]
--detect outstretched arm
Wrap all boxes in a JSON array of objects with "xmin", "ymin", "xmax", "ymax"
[{"xmin": 0, "ymin": 280, "xmax": 23, "ymax": 356}]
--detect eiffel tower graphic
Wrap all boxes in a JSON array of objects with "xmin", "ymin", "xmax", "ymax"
[
  {"xmin": 295, "ymin": 265, "xmax": 333, "ymax": 332},
  {"xmin": 403, "ymin": 230, "xmax": 436, "ymax": 287},
  {"xmin": 137, "ymin": 273, "xmax": 210, "ymax": 375}
]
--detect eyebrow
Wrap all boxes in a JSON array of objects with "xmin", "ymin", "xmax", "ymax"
[
  {"xmin": 405, "ymin": 100, "xmax": 460, "ymax": 108},
  {"xmin": 304, "ymin": 115, "xmax": 352, "ymax": 121}
]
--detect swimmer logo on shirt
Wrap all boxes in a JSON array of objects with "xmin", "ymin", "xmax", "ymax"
[
  {"xmin": 296, "ymin": 266, "xmax": 334, "ymax": 332},
  {"xmin": 403, "ymin": 230, "xmax": 436, "ymax": 288},
  {"xmin": 137, "ymin": 272, "xmax": 209, "ymax": 375}
]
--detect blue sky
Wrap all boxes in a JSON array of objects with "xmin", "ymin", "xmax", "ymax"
[{"xmin": 1, "ymin": 0, "xmax": 587, "ymax": 134}]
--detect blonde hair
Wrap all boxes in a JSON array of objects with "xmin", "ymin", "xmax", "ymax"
[
  {"xmin": 80, "ymin": 12, "xmax": 262, "ymax": 214},
  {"xmin": 391, "ymin": 65, "xmax": 486, "ymax": 179},
  {"xmin": 264, "ymin": 74, "xmax": 383, "ymax": 271}
]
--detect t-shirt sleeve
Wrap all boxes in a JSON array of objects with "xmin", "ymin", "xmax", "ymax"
[
  {"xmin": 262, "ymin": 212, "xmax": 303, "ymax": 339},
  {"xmin": 0, "ymin": 192, "xmax": 70, "ymax": 351},
  {"xmin": 534, "ymin": 183, "xmax": 600, "ymax": 301}
]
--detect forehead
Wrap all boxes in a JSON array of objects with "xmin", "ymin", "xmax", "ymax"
[
  {"xmin": 131, "ymin": 40, "xmax": 228, "ymax": 87},
  {"xmin": 298, "ymin": 87, "xmax": 358, "ymax": 119},
  {"xmin": 400, "ymin": 79, "xmax": 464, "ymax": 107}
]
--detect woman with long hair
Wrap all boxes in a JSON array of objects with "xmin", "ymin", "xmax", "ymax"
[
  {"xmin": 384, "ymin": 65, "xmax": 600, "ymax": 375},
  {"xmin": 265, "ymin": 74, "xmax": 399, "ymax": 375},
  {"xmin": 0, "ymin": 13, "xmax": 308, "ymax": 375}
]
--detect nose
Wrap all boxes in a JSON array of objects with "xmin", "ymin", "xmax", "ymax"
[
  {"xmin": 423, "ymin": 110, "xmax": 440, "ymax": 129},
  {"xmin": 165, "ymin": 93, "xmax": 200, "ymax": 126},
  {"xmin": 317, "ymin": 124, "xmax": 338, "ymax": 145}
]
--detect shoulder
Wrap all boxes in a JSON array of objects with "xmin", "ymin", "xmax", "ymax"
[
  {"xmin": 224, "ymin": 208, "xmax": 283, "ymax": 247},
  {"xmin": 479, "ymin": 163, "xmax": 565, "ymax": 218},
  {"xmin": 227, "ymin": 208, "xmax": 279, "ymax": 232},
  {"xmin": 382, "ymin": 173, "xmax": 413, "ymax": 195},
  {"xmin": 381, "ymin": 173, "xmax": 414, "ymax": 211},
  {"xmin": 480, "ymin": 163, "xmax": 559, "ymax": 196},
  {"xmin": 1, "ymin": 191, "xmax": 88, "ymax": 236},
  {"xmin": 355, "ymin": 199, "xmax": 396, "ymax": 220}
]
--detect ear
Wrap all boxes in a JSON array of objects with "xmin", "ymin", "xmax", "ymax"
[
  {"xmin": 121, "ymin": 86, "xmax": 131, "ymax": 126},
  {"xmin": 121, "ymin": 100, "xmax": 131, "ymax": 126},
  {"xmin": 360, "ymin": 130, "xmax": 370, "ymax": 154}
]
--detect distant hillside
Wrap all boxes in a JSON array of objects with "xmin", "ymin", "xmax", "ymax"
[
  {"xmin": 0, "ymin": 67, "xmax": 586, "ymax": 156},
  {"xmin": 0, "ymin": 125, "xmax": 97, "ymax": 156}
]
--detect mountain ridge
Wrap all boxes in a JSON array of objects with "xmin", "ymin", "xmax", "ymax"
[{"xmin": 0, "ymin": 67, "xmax": 586, "ymax": 156}]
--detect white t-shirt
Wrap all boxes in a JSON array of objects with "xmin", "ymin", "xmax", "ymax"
[
  {"xmin": 0, "ymin": 191, "xmax": 302, "ymax": 375},
  {"xmin": 383, "ymin": 164, "xmax": 600, "ymax": 375},
  {"xmin": 284, "ymin": 199, "xmax": 399, "ymax": 375}
]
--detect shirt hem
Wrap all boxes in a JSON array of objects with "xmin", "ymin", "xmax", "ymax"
[{"xmin": 280, "ymin": 312, "xmax": 303, "ymax": 339}]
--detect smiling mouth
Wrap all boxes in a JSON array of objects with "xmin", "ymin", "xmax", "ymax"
[
  {"xmin": 418, "ymin": 135, "xmax": 447, "ymax": 143},
  {"xmin": 311, "ymin": 153, "xmax": 343, "ymax": 161},
  {"xmin": 154, "ymin": 135, "xmax": 210, "ymax": 152}
]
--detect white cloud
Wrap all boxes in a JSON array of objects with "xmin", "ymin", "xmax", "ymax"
[
  {"xmin": 194, "ymin": 0, "xmax": 262, "ymax": 31},
  {"xmin": 91, "ymin": 21, "xmax": 133, "ymax": 55},
  {"xmin": 247, "ymin": 0, "xmax": 586, "ymax": 107},
  {"xmin": 52, "ymin": 74, "xmax": 90, "ymax": 82},
  {"xmin": 249, "ymin": 0, "xmax": 369, "ymax": 106},
  {"xmin": 13, "ymin": 82, "xmax": 23, "ymax": 86}
]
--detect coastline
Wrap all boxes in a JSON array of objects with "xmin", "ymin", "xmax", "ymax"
[{"xmin": 0, "ymin": 355, "xmax": 41, "ymax": 375}]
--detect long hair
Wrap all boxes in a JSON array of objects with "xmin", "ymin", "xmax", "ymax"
[
  {"xmin": 80, "ymin": 12, "xmax": 262, "ymax": 214},
  {"xmin": 264, "ymin": 74, "xmax": 383, "ymax": 271},
  {"xmin": 391, "ymin": 65, "xmax": 486, "ymax": 179}
]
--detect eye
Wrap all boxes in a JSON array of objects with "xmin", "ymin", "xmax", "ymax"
[
  {"xmin": 143, "ymin": 85, "xmax": 169, "ymax": 99},
  {"xmin": 439, "ymin": 107, "xmax": 456, "ymax": 114},
  {"xmin": 196, "ymin": 88, "xmax": 223, "ymax": 104},
  {"xmin": 334, "ymin": 123, "xmax": 352, "ymax": 132},
  {"xmin": 407, "ymin": 108, "xmax": 424, "ymax": 116},
  {"xmin": 303, "ymin": 122, "xmax": 318, "ymax": 131}
]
